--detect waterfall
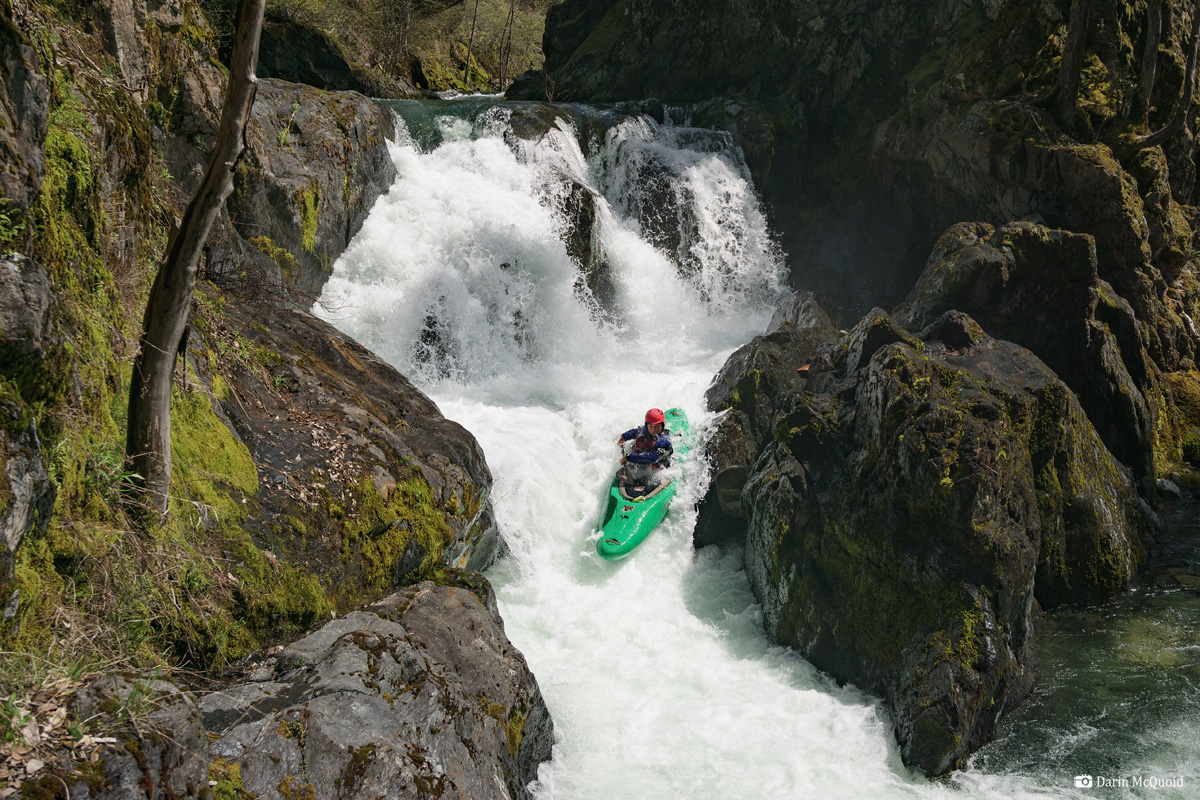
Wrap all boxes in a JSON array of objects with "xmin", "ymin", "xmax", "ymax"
[{"xmin": 316, "ymin": 99, "xmax": 1198, "ymax": 800}]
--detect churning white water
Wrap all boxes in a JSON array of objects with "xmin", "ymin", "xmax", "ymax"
[{"xmin": 316, "ymin": 100, "xmax": 1196, "ymax": 799}]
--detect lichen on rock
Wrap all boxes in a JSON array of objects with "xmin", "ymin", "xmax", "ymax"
[{"xmin": 203, "ymin": 578, "xmax": 553, "ymax": 800}]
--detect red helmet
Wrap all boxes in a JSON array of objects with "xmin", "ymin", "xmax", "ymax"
[{"xmin": 645, "ymin": 408, "xmax": 665, "ymax": 426}]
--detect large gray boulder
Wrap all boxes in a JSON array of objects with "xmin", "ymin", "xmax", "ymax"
[
  {"xmin": 204, "ymin": 579, "xmax": 554, "ymax": 800},
  {"xmin": 704, "ymin": 306, "xmax": 1152, "ymax": 775},
  {"xmin": 225, "ymin": 78, "xmax": 398, "ymax": 300},
  {"xmin": 66, "ymin": 673, "xmax": 209, "ymax": 800}
]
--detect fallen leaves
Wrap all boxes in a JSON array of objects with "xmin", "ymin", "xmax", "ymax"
[{"xmin": 0, "ymin": 675, "xmax": 115, "ymax": 794}]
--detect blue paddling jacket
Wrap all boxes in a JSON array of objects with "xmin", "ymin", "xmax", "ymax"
[{"xmin": 619, "ymin": 425, "xmax": 673, "ymax": 467}]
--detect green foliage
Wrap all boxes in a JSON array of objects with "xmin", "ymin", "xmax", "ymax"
[
  {"xmin": 0, "ymin": 692, "xmax": 30, "ymax": 745},
  {"xmin": 0, "ymin": 198, "xmax": 24, "ymax": 250},
  {"xmin": 250, "ymin": 234, "xmax": 299, "ymax": 278},
  {"xmin": 278, "ymin": 100, "xmax": 300, "ymax": 148},
  {"xmin": 85, "ymin": 442, "xmax": 142, "ymax": 502},
  {"xmin": 296, "ymin": 184, "xmax": 320, "ymax": 253}
]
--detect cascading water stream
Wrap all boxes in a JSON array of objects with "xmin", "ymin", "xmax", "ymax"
[{"xmin": 316, "ymin": 100, "xmax": 1198, "ymax": 799}]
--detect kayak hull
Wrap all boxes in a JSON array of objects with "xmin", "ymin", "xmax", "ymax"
[{"xmin": 595, "ymin": 408, "xmax": 689, "ymax": 560}]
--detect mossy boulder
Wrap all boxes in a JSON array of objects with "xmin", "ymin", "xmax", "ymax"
[
  {"xmin": 225, "ymin": 78, "xmax": 397, "ymax": 300},
  {"xmin": 203, "ymin": 578, "xmax": 553, "ymax": 800},
  {"xmin": 208, "ymin": 290, "xmax": 501, "ymax": 613},
  {"xmin": 894, "ymin": 221, "xmax": 1161, "ymax": 486},
  {"xmin": 706, "ymin": 307, "xmax": 1151, "ymax": 775}
]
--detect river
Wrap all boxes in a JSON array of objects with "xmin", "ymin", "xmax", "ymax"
[{"xmin": 315, "ymin": 98, "xmax": 1198, "ymax": 800}]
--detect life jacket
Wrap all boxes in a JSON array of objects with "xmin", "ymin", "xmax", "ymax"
[{"xmin": 631, "ymin": 426, "xmax": 672, "ymax": 468}]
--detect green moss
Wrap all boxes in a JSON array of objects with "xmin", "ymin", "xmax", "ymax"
[
  {"xmin": 950, "ymin": 602, "xmax": 983, "ymax": 670},
  {"xmin": 338, "ymin": 744, "xmax": 376, "ymax": 793},
  {"xmin": 208, "ymin": 757, "xmax": 256, "ymax": 800},
  {"xmin": 230, "ymin": 536, "xmax": 332, "ymax": 656},
  {"xmin": 169, "ymin": 379, "xmax": 259, "ymax": 525},
  {"xmin": 506, "ymin": 709, "xmax": 526, "ymax": 761},
  {"xmin": 296, "ymin": 185, "xmax": 320, "ymax": 254},
  {"xmin": 249, "ymin": 235, "xmax": 299, "ymax": 279},
  {"xmin": 1078, "ymin": 52, "xmax": 1117, "ymax": 118},
  {"xmin": 0, "ymin": 375, "xmax": 33, "ymax": 432},
  {"xmin": 277, "ymin": 776, "xmax": 315, "ymax": 800},
  {"xmin": 277, "ymin": 717, "xmax": 307, "ymax": 744},
  {"xmin": 730, "ymin": 368, "xmax": 760, "ymax": 409},
  {"xmin": 350, "ymin": 476, "xmax": 454, "ymax": 591}
]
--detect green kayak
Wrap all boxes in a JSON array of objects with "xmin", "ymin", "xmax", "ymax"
[{"xmin": 595, "ymin": 408, "xmax": 690, "ymax": 560}]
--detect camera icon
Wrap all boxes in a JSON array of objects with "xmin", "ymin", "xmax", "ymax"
[{"xmin": 1074, "ymin": 775, "xmax": 1094, "ymax": 788}]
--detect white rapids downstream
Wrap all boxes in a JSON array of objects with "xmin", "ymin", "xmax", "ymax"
[{"xmin": 315, "ymin": 99, "xmax": 1197, "ymax": 799}]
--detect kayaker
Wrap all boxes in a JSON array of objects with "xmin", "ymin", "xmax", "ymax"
[{"xmin": 616, "ymin": 408, "xmax": 673, "ymax": 496}]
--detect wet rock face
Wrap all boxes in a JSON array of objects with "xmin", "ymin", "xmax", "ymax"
[
  {"xmin": 204, "ymin": 579, "xmax": 554, "ymax": 800},
  {"xmin": 257, "ymin": 20, "xmax": 416, "ymax": 98},
  {"xmin": 213, "ymin": 292, "xmax": 500, "ymax": 603},
  {"xmin": 705, "ymin": 307, "xmax": 1150, "ymax": 775},
  {"xmin": 894, "ymin": 222, "xmax": 1160, "ymax": 486},
  {"xmin": 224, "ymin": 79, "xmax": 397, "ymax": 301}
]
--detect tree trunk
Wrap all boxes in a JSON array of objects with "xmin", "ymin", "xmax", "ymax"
[
  {"xmin": 463, "ymin": 0, "xmax": 481, "ymax": 89},
  {"xmin": 1134, "ymin": 0, "xmax": 1200, "ymax": 150},
  {"xmin": 499, "ymin": 0, "xmax": 517, "ymax": 86},
  {"xmin": 1053, "ymin": 0, "xmax": 1093, "ymax": 129},
  {"xmin": 125, "ymin": 0, "xmax": 266, "ymax": 520},
  {"xmin": 1138, "ymin": 0, "xmax": 1164, "ymax": 118}
]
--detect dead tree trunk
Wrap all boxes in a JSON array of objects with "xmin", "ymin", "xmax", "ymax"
[
  {"xmin": 1134, "ymin": 0, "xmax": 1200, "ymax": 150},
  {"xmin": 499, "ymin": 0, "xmax": 517, "ymax": 87},
  {"xmin": 1138, "ymin": 0, "xmax": 1164, "ymax": 118},
  {"xmin": 463, "ymin": 0, "xmax": 481, "ymax": 89},
  {"xmin": 1053, "ymin": 0, "xmax": 1093, "ymax": 130},
  {"xmin": 125, "ymin": 0, "xmax": 266, "ymax": 520}
]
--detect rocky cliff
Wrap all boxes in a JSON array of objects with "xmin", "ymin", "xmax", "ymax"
[
  {"xmin": 533, "ymin": 0, "xmax": 1200, "ymax": 776},
  {"xmin": 0, "ymin": 0, "xmax": 550, "ymax": 794}
]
